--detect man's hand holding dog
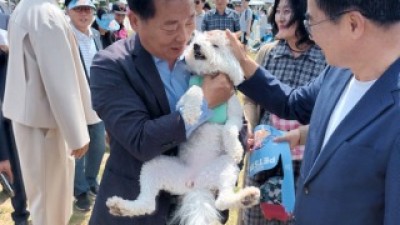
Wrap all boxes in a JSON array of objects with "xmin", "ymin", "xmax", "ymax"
[{"xmin": 202, "ymin": 73, "xmax": 233, "ymax": 108}]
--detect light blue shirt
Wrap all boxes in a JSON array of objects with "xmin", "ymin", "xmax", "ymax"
[
  {"xmin": 153, "ymin": 56, "xmax": 190, "ymax": 110},
  {"xmin": 152, "ymin": 56, "xmax": 212, "ymax": 137},
  {"xmin": 240, "ymin": 8, "xmax": 252, "ymax": 32}
]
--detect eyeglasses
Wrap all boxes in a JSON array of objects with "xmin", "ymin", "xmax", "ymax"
[
  {"xmin": 303, "ymin": 10, "xmax": 357, "ymax": 38},
  {"xmin": 195, "ymin": 1, "xmax": 200, "ymax": 4},
  {"xmin": 72, "ymin": 6, "xmax": 93, "ymax": 14}
]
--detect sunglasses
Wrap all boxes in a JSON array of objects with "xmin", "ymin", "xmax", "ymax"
[{"xmin": 195, "ymin": 1, "xmax": 200, "ymax": 4}]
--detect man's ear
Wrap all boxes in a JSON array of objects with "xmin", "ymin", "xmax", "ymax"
[
  {"xmin": 127, "ymin": 10, "xmax": 140, "ymax": 31},
  {"xmin": 346, "ymin": 11, "xmax": 366, "ymax": 40}
]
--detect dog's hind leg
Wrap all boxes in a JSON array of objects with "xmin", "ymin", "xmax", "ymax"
[
  {"xmin": 107, "ymin": 156, "xmax": 189, "ymax": 217},
  {"xmin": 223, "ymin": 96, "xmax": 244, "ymax": 163},
  {"xmin": 215, "ymin": 181, "xmax": 261, "ymax": 211},
  {"xmin": 206, "ymin": 156, "xmax": 260, "ymax": 210}
]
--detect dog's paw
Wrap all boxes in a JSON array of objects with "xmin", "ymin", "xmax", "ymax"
[
  {"xmin": 239, "ymin": 187, "xmax": 261, "ymax": 208},
  {"xmin": 106, "ymin": 196, "xmax": 155, "ymax": 217},
  {"xmin": 177, "ymin": 86, "xmax": 204, "ymax": 125},
  {"xmin": 106, "ymin": 196, "xmax": 131, "ymax": 217}
]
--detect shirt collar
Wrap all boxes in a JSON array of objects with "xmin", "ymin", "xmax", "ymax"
[
  {"xmin": 71, "ymin": 25, "xmax": 93, "ymax": 40},
  {"xmin": 272, "ymin": 40, "xmax": 323, "ymax": 63},
  {"xmin": 213, "ymin": 8, "xmax": 229, "ymax": 16},
  {"xmin": 152, "ymin": 54, "xmax": 185, "ymax": 65}
]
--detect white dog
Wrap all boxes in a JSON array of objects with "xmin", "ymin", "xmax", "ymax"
[{"xmin": 106, "ymin": 31, "xmax": 260, "ymax": 225}]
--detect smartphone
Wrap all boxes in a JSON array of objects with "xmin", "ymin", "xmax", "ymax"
[{"xmin": 0, "ymin": 172, "xmax": 15, "ymax": 198}]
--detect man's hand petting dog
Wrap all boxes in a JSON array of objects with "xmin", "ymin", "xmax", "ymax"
[{"xmin": 202, "ymin": 73, "xmax": 234, "ymax": 108}]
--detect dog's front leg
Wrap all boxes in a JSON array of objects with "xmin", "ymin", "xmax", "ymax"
[{"xmin": 176, "ymin": 85, "xmax": 204, "ymax": 125}]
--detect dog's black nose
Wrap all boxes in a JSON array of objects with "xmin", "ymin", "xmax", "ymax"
[
  {"xmin": 193, "ymin": 43, "xmax": 206, "ymax": 60},
  {"xmin": 193, "ymin": 43, "xmax": 201, "ymax": 52}
]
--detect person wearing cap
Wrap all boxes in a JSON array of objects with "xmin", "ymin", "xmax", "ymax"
[
  {"xmin": 92, "ymin": 8, "xmax": 120, "ymax": 48},
  {"xmin": 111, "ymin": 2, "xmax": 128, "ymax": 41},
  {"xmin": 64, "ymin": 0, "xmax": 106, "ymax": 212},
  {"xmin": 2, "ymin": 0, "xmax": 100, "ymax": 224}
]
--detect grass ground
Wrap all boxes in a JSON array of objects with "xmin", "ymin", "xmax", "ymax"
[{"xmin": 0, "ymin": 152, "xmax": 246, "ymax": 225}]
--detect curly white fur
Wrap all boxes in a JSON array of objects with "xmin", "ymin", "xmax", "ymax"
[{"xmin": 106, "ymin": 31, "xmax": 260, "ymax": 225}]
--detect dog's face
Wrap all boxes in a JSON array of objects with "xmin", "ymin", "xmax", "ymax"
[{"xmin": 184, "ymin": 31, "xmax": 244, "ymax": 85}]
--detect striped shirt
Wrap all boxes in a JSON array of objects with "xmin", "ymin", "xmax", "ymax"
[
  {"xmin": 72, "ymin": 26, "xmax": 97, "ymax": 77},
  {"xmin": 201, "ymin": 8, "xmax": 240, "ymax": 32},
  {"xmin": 259, "ymin": 40, "xmax": 326, "ymax": 124}
]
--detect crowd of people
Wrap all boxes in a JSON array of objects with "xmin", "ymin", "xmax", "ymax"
[{"xmin": 0, "ymin": 0, "xmax": 399, "ymax": 225}]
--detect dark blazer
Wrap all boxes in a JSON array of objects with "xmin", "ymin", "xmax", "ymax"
[
  {"xmin": 0, "ymin": 12, "xmax": 9, "ymax": 161},
  {"xmin": 239, "ymin": 60, "xmax": 400, "ymax": 225},
  {"xmin": 89, "ymin": 35, "xmax": 187, "ymax": 225},
  {"xmin": 92, "ymin": 28, "xmax": 103, "ymax": 51},
  {"xmin": 0, "ymin": 99, "xmax": 9, "ymax": 161}
]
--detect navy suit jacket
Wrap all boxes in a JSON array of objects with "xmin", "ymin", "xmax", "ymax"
[
  {"xmin": 0, "ymin": 99, "xmax": 9, "ymax": 161},
  {"xmin": 89, "ymin": 35, "xmax": 187, "ymax": 225},
  {"xmin": 0, "ymin": 12, "xmax": 9, "ymax": 161},
  {"xmin": 239, "ymin": 59, "xmax": 400, "ymax": 225}
]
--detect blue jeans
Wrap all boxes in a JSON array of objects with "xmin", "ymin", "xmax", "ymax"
[{"xmin": 74, "ymin": 122, "xmax": 105, "ymax": 196}]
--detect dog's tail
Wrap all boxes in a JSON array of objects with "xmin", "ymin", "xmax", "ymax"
[{"xmin": 169, "ymin": 189, "xmax": 221, "ymax": 225}]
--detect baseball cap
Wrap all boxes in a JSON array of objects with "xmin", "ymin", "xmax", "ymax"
[
  {"xmin": 95, "ymin": 9, "xmax": 120, "ymax": 32},
  {"xmin": 66, "ymin": 0, "xmax": 96, "ymax": 10},
  {"xmin": 111, "ymin": 3, "xmax": 127, "ymax": 15}
]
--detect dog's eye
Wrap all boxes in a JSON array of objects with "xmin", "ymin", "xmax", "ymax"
[{"xmin": 212, "ymin": 44, "xmax": 219, "ymax": 49}]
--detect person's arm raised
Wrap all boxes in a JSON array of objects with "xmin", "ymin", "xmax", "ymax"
[{"xmin": 225, "ymin": 30, "xmax": 258, "ymax": 79}]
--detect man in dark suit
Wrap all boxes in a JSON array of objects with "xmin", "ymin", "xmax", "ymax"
[
  {"xmin": 89, "ymin": 0, "xmax": 234, "ymax": 224},
  {"xmin": 227, "ymin": 0, "xmax": 400, "ymax": 224},
  {"xmin": 0, "ymin": 11, "xmax": 30, "ymax": 225}
]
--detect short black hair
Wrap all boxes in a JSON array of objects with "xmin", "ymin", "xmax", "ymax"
[
  {"xmin": 127, "ymin": 0, "xmax": 157, "ymax": 20},
  {"xmin": 268, "ymin": 0, "xmax": 313, "ymax": 48},
  {"xmin": 64, "ymin": 0, "xmax": 72, "ymax": 8},
  {"xmin": 316, "ymin": 0, "xmax": 400, "ymax": 26},
  {"xmin": 203, "ymin": 2, "xmax": 211, "ymax": 10}
]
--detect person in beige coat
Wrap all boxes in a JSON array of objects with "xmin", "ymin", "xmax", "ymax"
[{"xmin": 2, "ymin": 0, "xmax": 100, "ymax": 224}]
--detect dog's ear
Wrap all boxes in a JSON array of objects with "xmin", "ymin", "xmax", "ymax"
[
  {"xmin": 187, "ymin": 30, "xmax": 200, "ymax": 45},
  {"xmin": 193, "ymin": 30, "xmax": 200, "ymax": 37}
]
